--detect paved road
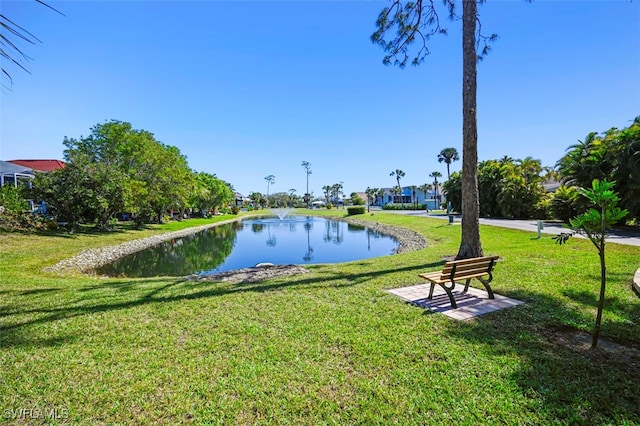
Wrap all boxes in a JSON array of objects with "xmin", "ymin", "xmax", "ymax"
[{"xmin": 382, "ymin": 209, "xmax": 640, "ymax": 247}]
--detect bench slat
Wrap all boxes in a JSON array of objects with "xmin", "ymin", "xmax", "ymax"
[
  {"xmin": 442, "ymin": 256, "xmax": 499, "ymax": 267},
  {"xmin": 419, "ymin": 271, "xmax": 490, "ymax": 284},
  {"xmin": 441, "ymin": 263, "xmax": 494, "ymax": 275},
  {"xmin": 448, "ymin": 265, "xmax": 494, "ymax": 276},
  {"xmin": 441, "ymin": 256, "xmax": 498, "ymax": 271}
]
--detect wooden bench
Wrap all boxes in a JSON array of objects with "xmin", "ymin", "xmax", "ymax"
[{"xmin": 418, "ymin": 256, "xmax": 500, "ymax": 308}]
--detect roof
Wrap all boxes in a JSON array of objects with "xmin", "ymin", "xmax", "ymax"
[
  {"xmin": 0, "ymin": 160, "xmax": 34, "ymax": 175},
  {"xmin": 8, "ymin": 159, "xmax": 66, "ymax": 172},
  {"xmin": 542, "ymin": 177, "xmax": 562, "ymax": 193}
]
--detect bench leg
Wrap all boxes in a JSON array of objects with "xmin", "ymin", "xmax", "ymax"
[
  {"xmin": 426, "ymin": 281, "xmax": 458, "ymax": 308},
  {"xmin": 441, "ymin": 282, "xmax": 458, "ymax": 308},
  {"xmin": 463, "ymin": 278, "xmax": 471, "ymax": 293},
  {"xmin": 476, "ymin": 276, "xmax": 495, "ymax": 299}
]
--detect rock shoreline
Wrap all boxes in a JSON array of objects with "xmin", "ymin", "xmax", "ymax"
[{"xmin": 43, "ymin": 215, "xmax": 428, "ymax": 280}]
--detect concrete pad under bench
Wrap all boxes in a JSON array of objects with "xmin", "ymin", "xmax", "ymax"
[{"xmin": 387, "ymin": 283, "xmax": 524, "ymax": 320}]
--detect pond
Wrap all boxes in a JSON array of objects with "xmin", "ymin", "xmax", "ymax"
[{"xmin": 95, "ymin": 215, "xmax": 399, "ymax": 277}]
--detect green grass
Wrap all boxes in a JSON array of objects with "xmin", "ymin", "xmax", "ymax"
[{"xmin": 1, "ymin": 210, "xmax": 639, "ymax": 424}]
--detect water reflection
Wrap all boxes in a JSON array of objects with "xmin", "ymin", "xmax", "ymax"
[
  {"xmin": 95, "ymin": 216, "xmax": 398, "ymax": 278},
  {"xmin": 303, "ymin": 220, "xmax": 314, "ymax": 262}
]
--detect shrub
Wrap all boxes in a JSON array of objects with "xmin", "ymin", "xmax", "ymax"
[
  {"xmin": 0, "ymin": 185, "xmax": 44, "ymax": 232},
  {"xmin": 351, "ymin": 195, "xmax": 365, "ymax": 205},
  {"xmin": 550, "ymin": 185, "xmax": 581, "ymax": 222},
  {"xmin": 533, "ymin": 195, "xmax": 552, "ymax": 220},
  {"xmin": 347, "ymin": 206, "xmax": 365, "ymax": 216},
  {"xmin": 231, "ymin": 205, "xmax": 240, "ymax": 215},
  {"xmin": 382, "ymin": 204, "xmax": 401, "ymax": 210}
]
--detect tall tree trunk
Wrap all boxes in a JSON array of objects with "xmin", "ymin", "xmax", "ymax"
[{"xmin": 457, "ymin": 0, "xmax": 484, "ymax": 259}]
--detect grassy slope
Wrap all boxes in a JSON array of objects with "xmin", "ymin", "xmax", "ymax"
[{"xmin": 1, "ymin": 210, "xmax": 639, "ymax": 424}]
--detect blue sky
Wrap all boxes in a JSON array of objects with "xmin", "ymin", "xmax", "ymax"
[{"xmin": 1, "ymin": 1, "xmax": 639, "ymax": 197}]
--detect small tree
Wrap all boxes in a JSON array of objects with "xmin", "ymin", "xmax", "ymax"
[
  {"xmin": 365, "ymin": 187, "xmax": 378, "ymax": 212},
  {"xmin": 555, "ymin": 179, "xmax": 628, "ymax": 348},
  {"xmin": 0, "ymin": 184, "xmax": 30, "ymax": 231}
]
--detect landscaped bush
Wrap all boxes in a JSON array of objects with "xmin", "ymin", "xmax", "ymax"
[
  {"xmin": 347, "ymin": 206, "xmax": 365, "ymax": 215},
  {"xmin": 382, "ymin": 203, "xmax": 425, "ymax": 211}
]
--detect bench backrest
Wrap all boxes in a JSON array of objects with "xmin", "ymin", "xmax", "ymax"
[{"xmin": 438, "ymin": 256, "xmax": 499, "ymax": 280}]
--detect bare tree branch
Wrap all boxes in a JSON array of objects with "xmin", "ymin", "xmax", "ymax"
[{"xmin": 371, "ymin": 0, "xmax": 497, "ymax": 67}]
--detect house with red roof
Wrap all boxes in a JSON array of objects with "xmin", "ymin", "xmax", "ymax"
[{"xmin": 8, "ymin": 159, "xmax": 66, "ymax": 172}]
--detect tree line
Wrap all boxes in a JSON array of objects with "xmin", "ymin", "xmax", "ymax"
[
  {"xmin": 442, "ymin": 117, "xmax": 639, "ymax": 223},
  {"xmin": 1, "ymin": 120, "xmax": 235, "ymax": 231}
]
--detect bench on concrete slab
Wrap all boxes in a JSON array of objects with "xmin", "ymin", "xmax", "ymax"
[{"xmin": 418, "ymin": 256, "xmax": 500, "ymax": 308}]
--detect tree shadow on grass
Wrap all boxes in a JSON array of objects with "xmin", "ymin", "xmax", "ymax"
[
  {"xmin": 0, "ymin": 262, "xmax": 439, "ymax": 346},
  {"xmin": 0, "ymin": 330, "xmax": 81, "ymax": 349},
  {"xmin": 0, "ymin": 287, "xmax": 61, "ymax": 296},
  {"xmin": 441, "ymin": 290, "xmax": 640, "ymax": 423}
]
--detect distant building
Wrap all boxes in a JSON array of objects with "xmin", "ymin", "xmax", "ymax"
[
  {"xmin": 354, "ymin": 192, "xmax": 368, "ymax": 204},
  {"xmin": 367, "ymin": 186, "xmax": 441, "ymax": 209},
  {"xmin": 542, "ymin": 177, "xmax": 561, "ymax": 193},
  {"xmin": 1, "ymin": 158, "xmax": 66, "ymax": 188},
  {"xmin": 234, "ymin": 192, "xmax": 244, "ymax": 207}
]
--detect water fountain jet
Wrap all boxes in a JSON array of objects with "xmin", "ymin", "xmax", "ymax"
[{"xmin": 271, "ymin": 208, "xmax": 292, "ymax": 221}]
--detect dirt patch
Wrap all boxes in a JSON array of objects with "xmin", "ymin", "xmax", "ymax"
[
  {"xmin": 189, "ymin": 264, "xmax": 310, "ymax": 284},
  {"xmin": 544, "ymin": 325, "xmax": 640, "ymax": 375}
]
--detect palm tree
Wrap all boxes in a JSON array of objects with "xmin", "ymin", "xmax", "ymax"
[
  {"xmin": 301, "ymin": 161, "xmax": 312, "ymax": 208},
  {"xmin": 331, "ymin": 182, "xmax": 344, "ymax": 207},
  {"xmin": 418, "ymin": 183, "xmax": 433, "ymax": 209},
  {"xmin": 264, "ymin": 175, "xmax": 275, "ymax": 206},
  {"xmin": 376, "ymin": 188, "xmax": 386, "ymax": 206},
  {"xmin": 390, "ymin": 186, "xmax": 402, "ymax": 205},
  {"xmin": 365, "ymin": 187, "xmax": 378, "ymax": 212},
  {"xmin": 438, "ymin": 148, "xmax": 460, "ymax": 181},
  {"xmin": 390, "ymin": 169, "xmax": 405, "ymax": 207},
  {"xmin": 430, "ymin": 171, "xmax": 443, "ymax": 210},
  {"xmin": 410, "ymin": 185, "xmax": 417, "ymax": 208},
  {"xmin": 518, "ymin": 156, "xmax": 543, "ymax": 184},
  {"xmin": 322, "ymin": 185, "xmax": 332, "ymax": 205}
]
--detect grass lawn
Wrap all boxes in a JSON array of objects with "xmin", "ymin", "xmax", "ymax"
[{"xmin": 1, "ymin": 211, "xmax": 639, "ymax": 424}]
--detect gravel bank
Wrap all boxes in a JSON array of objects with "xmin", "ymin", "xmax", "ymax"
[{"xmin": 43, "ymin": 215, "xmax": 428, "ymax": 280}]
